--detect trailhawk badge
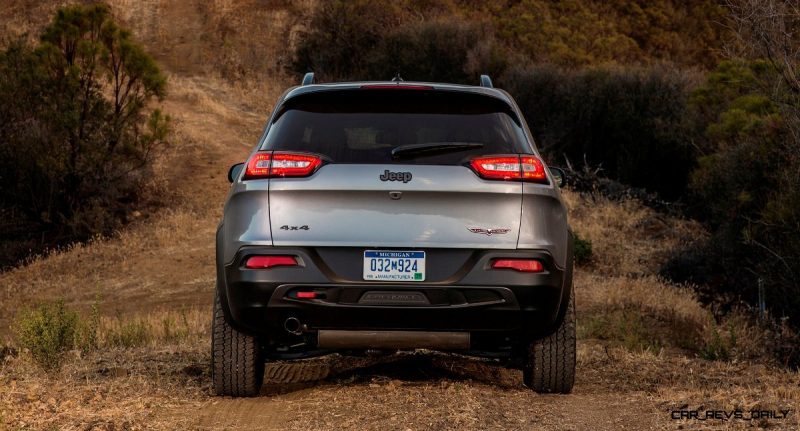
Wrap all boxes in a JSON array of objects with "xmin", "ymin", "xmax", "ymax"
[{"xmin": 467, "ymin": 227, "xmax": 511, "ymax": 236}]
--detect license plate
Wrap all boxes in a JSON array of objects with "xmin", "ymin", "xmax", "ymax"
[{"xmin": 363, "ymin": 250, "xmax": 425, "ymax": 281}]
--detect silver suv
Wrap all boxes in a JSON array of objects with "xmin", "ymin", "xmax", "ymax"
[{"xmin": 212, "ymin": 74, "xmax": 575, "ymax": 396}]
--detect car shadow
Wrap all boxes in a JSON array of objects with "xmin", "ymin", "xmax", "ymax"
[{"xmin": 260, "ymin": 351, "xmax": 522, "ymax": 396}]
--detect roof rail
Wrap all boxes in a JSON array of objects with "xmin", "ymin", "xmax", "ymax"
[
  {"xmin": 301, "ymin": 72, "xmax": 315, "ymax": 86},
  {"xmin": 479, "ymin": 74, "xmax": 493, "ymax": 88}
]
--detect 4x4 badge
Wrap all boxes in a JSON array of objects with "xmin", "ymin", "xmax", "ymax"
[{"xmin": 467, "ymin": 227, "xmax": 510, "ymax": 236}]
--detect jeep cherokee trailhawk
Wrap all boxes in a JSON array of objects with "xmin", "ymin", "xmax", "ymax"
[{"xmin": 212, "ymin": 73, "xmax": 575, "ymax": 396}]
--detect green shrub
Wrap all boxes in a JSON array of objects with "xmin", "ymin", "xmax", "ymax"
[
  {"xmin": 699, "ymin": 326, "xmax": 732, "ymax": 361},
  {"xmin": 573, "ymin": 233, "xmax": 593, "ymax": 265},
  {"xmin": 0, "ymin": 4, "xmax": 169, "ymax": 269},
  {"xmin": 363, "ymin": 19, "xmax": 507, "ymax": 84},
  {"xmin": 662, "ymin": 60, "xmax": 800, "ymax": 345},
  {"xmin": 14, "ymin": 300, "xmax": 79, "ymax": 371},
  {"xmin": 500, "ymin": 65, "xmax": 698, "ymax": 200},
  {"xmin": 291, "ymin": 0, "xmax": 508, "ymax": 84},
  {"xmin": 291, "ymin": 0, "xmax": 405, "ymax": 81}
]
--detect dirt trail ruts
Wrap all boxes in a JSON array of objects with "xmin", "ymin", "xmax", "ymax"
[{"xmin": 186, "ymin": 353, "xmax": 658, "ymax": 431}]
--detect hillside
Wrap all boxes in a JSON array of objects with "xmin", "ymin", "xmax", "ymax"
[{"xmin": 0, "ymin": 1, "xmax": 798, "ymax": 430}]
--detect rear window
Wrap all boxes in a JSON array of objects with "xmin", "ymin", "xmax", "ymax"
[{"xmin": 261, "ymin": 90, "xmax": 531, "ymax": 164}]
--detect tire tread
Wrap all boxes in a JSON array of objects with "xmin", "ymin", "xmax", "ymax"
[
  {"xmin": 523, "ymin": 290, "xmax": 576, "ymax": 394},
  {"xmin": 211, "ymin": 292, "xmax": 264, "ymax": 396}
]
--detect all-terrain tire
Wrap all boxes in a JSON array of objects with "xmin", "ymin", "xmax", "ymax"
[
  {"xmin": 211, "ymin": 292, "xmax": 264, "ymax": 396},
  {"xmin": 523, "ymin": 290, "xmax": 576, "ymax": 394}
]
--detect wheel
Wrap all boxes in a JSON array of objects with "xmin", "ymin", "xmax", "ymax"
[
  {"xmin": 523, "ymin": 290, "xmax": 576, "ymax": 394},
  {"xmin": 211, "ymin": 291, "xmax": 264, "ymax": 396}
]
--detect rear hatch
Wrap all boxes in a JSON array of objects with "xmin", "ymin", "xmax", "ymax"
[{"xmin": 256, "ymin": 88, "xmax": 540, "ymax": 280}]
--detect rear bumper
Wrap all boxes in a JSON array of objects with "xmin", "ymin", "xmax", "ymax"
[{"xmin": 219, "ymin": 246, "xmax": 570, "ymax": 351}]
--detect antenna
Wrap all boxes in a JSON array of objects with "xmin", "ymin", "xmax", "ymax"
[
  {"xmin": 301, "ymin": 72, "xmax": 315, "ymax": 85},
  {"xmin": 479, "ymin": 74, "xmax": 493, "ymax": 88}
]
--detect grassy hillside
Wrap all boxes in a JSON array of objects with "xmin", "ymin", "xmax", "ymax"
[
  {"xmin": 1, "ymin": 0, "xmax": 312, "ymax": 80},
  {"xmin": 472, "ymin": 0, "xmax": 728, "ymax": 68},
  {"xmin": 2, "ymin": 0, "xmax": 726, "ymax": 80}
]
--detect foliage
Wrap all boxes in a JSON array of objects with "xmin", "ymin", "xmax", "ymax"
[
  {"xmin": 363, "ymin": 18, "xmax": 507, "ymax": 84},
  {"xmin": 14, "ymin": 300, "xmax": 80, "ymax": 371},
  {"xmin": 662, "ymin": 57, "xmax": 800, "ymax": 331},
  {"xmin": 291, "ymin": 0, "xmax": 404, "ymax": 81},
  {"xmin": 481, "ymin": 0, "xmax": 728, "ymax": 68},
  {"xmin": 699, "ymin": 325, "xmax": 735, "ymax": 361},
  {"xmin": 573, "ymin": 233, "xmax": 593, "ymax": 265},
  {"xmin": 502, "ymin": 65, "xmax": 697, "ymax": 199},
  {"xmin": 291, "ymin": 1, "xmax": 505, "ymax": 83},
  {"xmin": 292, "ymin": 0, "xmax": 728, "ymax": 80},
  {"xmin": 0, "ymin": 4, "xmax": 169, "ymax": 268}
]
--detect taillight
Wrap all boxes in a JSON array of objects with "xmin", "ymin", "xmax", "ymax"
[
  {"xmin": 270, "ymin": 153, "xmax": 322, "ymax": 177},
  {"xmin": 520, "ymin": 156, "xmax": 547, "ymax": 183},
  {"xmin": 469, "ymin": 155, "xmax": 549, "ymax": 184},
  {"xmin": 244, "ymin": 152, "xmax": 271, "ymax": 179},
  {"xmin": 245, "ymin": 255, "xmax": 297, "ymax": 269},
  {"xmin": 243, "ymin": 151, "xmax": 322, "ymax": 179},
  {"xmin": 491, "ymin": 259, "xmax": 544, "ymax": 273}
]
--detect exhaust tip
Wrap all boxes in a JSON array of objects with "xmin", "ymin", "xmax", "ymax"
[{"xmin": 284, "ymin": 317, "xmax": 303, "ymax": 335}]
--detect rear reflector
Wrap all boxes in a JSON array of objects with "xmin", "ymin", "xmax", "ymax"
[
  {"xmin": 243, "ymin": 152, "xmax": 322, "ymax": 179},
  {"xmin": 245, "ymin": 255, "xmax": 297, "ymax": 269},
  {"xmin": 491, "ymin": 259, "xmax": 544, "ymax": 273},
  {"xmin": 295, "ymin": 291, "xmax": 317, "ymax": 299},
  {"xmin": 469, "ymin": 155, "xmax": 549, "ymax": 184}
]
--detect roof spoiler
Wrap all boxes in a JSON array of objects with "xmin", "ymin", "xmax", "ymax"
[{"xmin": 301, "ymin": 71, "xmax": 493, "ymax": 87}]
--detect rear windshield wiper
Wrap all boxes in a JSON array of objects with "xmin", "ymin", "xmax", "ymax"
[{"xmin": 391, "ymin": 142, "xmax": 484, "ymax": 159}]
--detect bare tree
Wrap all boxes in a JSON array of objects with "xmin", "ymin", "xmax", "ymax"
[{"xmin": 725, "ymin": 0, "xmax": 800, "ymax": 93}]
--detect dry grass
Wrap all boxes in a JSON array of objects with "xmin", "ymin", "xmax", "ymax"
[
  {"xmin": 576, "ymin": 272, "xmax": 709, "ymax": 351},
  {"xmin": 567, "ymin": 190, "xmax": 773, "ymax": 362},
  {"xmin": 99, "ymin": 308, "xmax": 208, "ymax": 349},
  {"xmin": 563, "ymin": 190, "xmax": 706, "ymax": 276},
  {"xmin": 0, "ymin": 345, "xmax": 208, "ymax": 431}
]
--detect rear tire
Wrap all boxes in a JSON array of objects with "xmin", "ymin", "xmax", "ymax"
[
  {"xmin": 211, "ymin": 291, "xmax": 264, "ymax": 396},
  {"xmin": 523, "ymin": 290, "xmax": 576, "ymax": 394}
]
